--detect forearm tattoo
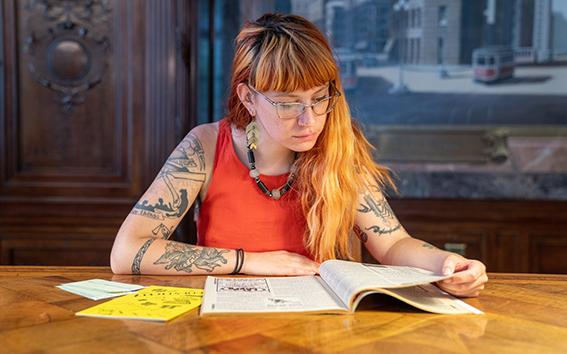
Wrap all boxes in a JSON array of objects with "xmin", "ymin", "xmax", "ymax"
[
  {"xmin": 358, "ymin": 184, "xmax": 402, "ymax": 236},
  {"xmin": 152, "ymin": 223, "xmax": 174, "ymax": 239},
  {"xmin": 131, "ymin": 134, "xmax": 206, "ymax": 220},
  {"xmin": 131, "ymin": 239, "xmax": 155, "ymax": 274},
  {"xmin": 153, "ymin": 242, "xmax": 229, "ymax": 273}
]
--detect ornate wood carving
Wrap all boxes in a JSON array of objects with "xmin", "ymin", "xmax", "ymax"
[{"xmin": 23, "ymin": 0, "xmax": 112, "ymax": 112}]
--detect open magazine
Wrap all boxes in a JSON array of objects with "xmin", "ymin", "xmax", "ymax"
[{"xmin": 200, "ymin": 260, "xmax": 483, "ymax": 316}]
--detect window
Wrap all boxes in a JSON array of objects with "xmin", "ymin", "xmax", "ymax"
[
  {"xmin": 410, "ymin": 9, "xmax": 415, "ymax": 28},
  {"xmin": 437, "ymin": 37, "xmax": 444, "ymax": 64},
  {"xmin": 438, "ymin": 5, "xmax": 447, "ymax": 27},
  {"xmin": 196, "ymin": 0, "xmax": 567, "ymax": 201}
]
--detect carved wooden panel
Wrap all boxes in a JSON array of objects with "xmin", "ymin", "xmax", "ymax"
[
  {"xmin": 1, "ymin": 238, "xmax": 114, "ymax": 266},
  {"xmin": 530, "ymin": 233, "xmax": 567, "ymax": 274},
  {"xmin": 490, "ymin": 230, "xmax": 530, "ymax": 273},
  {"xmin": 0, "ymin": 0, "xmax": 195, "ymax": 265},
  {"xmin": 406, "ymin": 227, "xmax": 488, "ymax": 261}
]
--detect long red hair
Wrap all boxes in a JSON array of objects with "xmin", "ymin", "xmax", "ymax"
[{"xmin": 226, "ymin": 14, "xmax": 394, "ymax": 261}]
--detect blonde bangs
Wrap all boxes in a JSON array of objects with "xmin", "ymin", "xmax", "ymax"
[{"xmin": 250, "ymin": 32, "xmax": 337, "ymax": 92}]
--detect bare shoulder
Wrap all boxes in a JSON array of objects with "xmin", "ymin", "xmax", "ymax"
[
  {"xmin": 188, "ymin": 121, "xmax": 219, "ymax": 143},
  {"xmin": 182, "ymin": 121, "xmax": 220, "ymax": 178}
]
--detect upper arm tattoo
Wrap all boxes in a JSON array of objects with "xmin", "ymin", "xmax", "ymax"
[
  {"xmin": 153, "ymin": 243, "xmax": 229, "ymax": 273},
  {"xmin": 353, "ymin": 225, "xmax": 369, "ymax": 243},
  {"xmin": 358, "ymin": 184, "xmax": 402, "ymax": 236},
  {"xmin": 131, "ymin": 134, "xmax": 206, "ymax": 220},
  {"xmin": 422, "ymin": 242, "xmax": 437, "ymax": 249},
  {"xmin": 132, "ymin": 239, "xmax": 155, "ymax": 274},
  {"xmin": 365, "ymin": 224, "xmax": 401, "ymax": 236}
]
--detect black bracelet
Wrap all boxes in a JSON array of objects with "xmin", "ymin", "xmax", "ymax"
[
  {"xmin": 231, "ymin": 248, "xmax": 244, "ymax": 275},
  {"xmin": 237, "ymin": 249, "xmax": 245, "ymax": 274},
  {"xmin": 230, "ymin": 249, "xmax": 240, "ymax": 274}
]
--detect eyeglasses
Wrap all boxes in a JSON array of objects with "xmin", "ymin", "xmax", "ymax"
[{"xmin": 248, "ymin": 82, "xmax": 341, "ymax": 120}]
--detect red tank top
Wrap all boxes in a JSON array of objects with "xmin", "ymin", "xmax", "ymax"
[{"xmin": 196, "ymin": 119, "xmax": 311, "ymax": 258}]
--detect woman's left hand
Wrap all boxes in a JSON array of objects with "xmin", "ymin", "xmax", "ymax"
[{"xmin": 435, "ymin": 254, "xmax": 488, "ymax": 298}]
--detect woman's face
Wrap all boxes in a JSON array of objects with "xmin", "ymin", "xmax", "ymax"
[{"xmin": 251, "ymin": 83, "xmax": 331, "ymax": 153}]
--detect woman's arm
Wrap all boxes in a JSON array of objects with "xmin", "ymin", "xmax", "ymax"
[
  {"xmin": 110, "ymin": 126, "xmax": 233, "ymax": 275},
  {"xmin": 354, "ymin": 182, "xmax": 487, "ymax": 297},
  {"xmin": 110, "ymin": 125, "xmax": 318, "ymax": 276}
]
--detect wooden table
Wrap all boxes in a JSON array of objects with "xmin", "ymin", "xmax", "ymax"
[{"xmin": 0, "ymin": 267, "xmax": 566, "ymax": 354}]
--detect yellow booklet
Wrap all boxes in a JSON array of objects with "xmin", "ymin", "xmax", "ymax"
[{"xmin": 76, "ymin": 285, "xmax": 203, "ymax": 322}]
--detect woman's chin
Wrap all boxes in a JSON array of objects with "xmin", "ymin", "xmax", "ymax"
[{"xmin": 289, "ymin": 140, "xmax": 317, "ymax": 152}]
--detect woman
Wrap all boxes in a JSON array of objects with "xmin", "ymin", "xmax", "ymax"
[{"xmin": 111, "ymin": 13, "xmax": 487, "ymax": 298}]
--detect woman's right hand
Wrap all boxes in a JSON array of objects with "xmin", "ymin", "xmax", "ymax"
[{"xmin": 241, "ymin": 250, "xmax": 320, "ymax": 276}]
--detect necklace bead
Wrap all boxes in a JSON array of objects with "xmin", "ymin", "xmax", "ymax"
[
  {"xmin": 271, "ymin": 189, "xmax": 281, "ymax": 200},
  {"xmin": 245, "ymin": 147, "xmax": 296, "ymax": 200}
]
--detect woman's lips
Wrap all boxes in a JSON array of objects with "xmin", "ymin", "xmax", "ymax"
[{"xmin": 293, "ymin": 132, "xmax": 316, "ymax": 140}]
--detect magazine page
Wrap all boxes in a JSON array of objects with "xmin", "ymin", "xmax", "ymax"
[
  {"xmin": 320, "ymin": 260, "xmax": 455, "ymax": 310},
  {"xmin": 76, "ymin": 286, "xmax": 204, "ymax": 322},
  {"xmin": 352, "ymin": 284, "xmax": 483, "ymax": 315},
  {"xmin": 200, "ymin": 275, "xmax": 348, "ymax": 315}
]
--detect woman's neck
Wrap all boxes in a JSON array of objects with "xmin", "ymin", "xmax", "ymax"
[{"xmin": 232, "ymin": 124, "xmax": 295, "ymax": 176}]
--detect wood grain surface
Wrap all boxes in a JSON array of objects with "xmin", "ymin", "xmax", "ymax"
[{"xmin": 0, "ymin": 267, "xmax": 566, "ymax": 353}]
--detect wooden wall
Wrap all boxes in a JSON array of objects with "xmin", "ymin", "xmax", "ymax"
[
  {"xmin": 362, "ymin": 199, "xmax": 567, "ymax": 274},
  {"xmin": 0, "ymin": 0, "xmax": 196, "ymax": 265},
  {"xmin": 1, "ymin": 0, "xmax": 566, "ymax": 274}
]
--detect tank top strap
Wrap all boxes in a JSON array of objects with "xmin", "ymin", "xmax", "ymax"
[{"xmin": 212, "ymin": 119, "xmax": 231, "ymax": 173}]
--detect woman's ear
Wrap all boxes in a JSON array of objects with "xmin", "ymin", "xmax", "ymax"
[{"xmin": 236, "ymin": 83, "xmax": 256, "ymax": 116}]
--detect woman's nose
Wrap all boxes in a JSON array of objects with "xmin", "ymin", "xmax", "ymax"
[{"xmin": 297, "ymin": 106, "xmax": 316, "ymax": 126}]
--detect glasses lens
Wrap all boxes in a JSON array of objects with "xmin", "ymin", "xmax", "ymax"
[
  {"xmin": 277, "ymin": 104, "xmax": 304, "ymax": 119},
  {"xmin": 313, "ymin": 97, "xmax": 334, "ymax": 115}
]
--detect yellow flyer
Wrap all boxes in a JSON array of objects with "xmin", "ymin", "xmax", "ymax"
[{"xmin": 76, "ymin": 285, "xmax": 204, "ymax": 322}]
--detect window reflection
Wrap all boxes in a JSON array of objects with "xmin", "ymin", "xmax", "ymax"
[{"xmin": 197, "ymin": 0, "xmax": 567, "ymax": 200}]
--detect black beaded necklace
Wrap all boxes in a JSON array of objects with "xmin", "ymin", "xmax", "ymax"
[{"xmin": 245, "ymin": 146, "xmax": 297, "ymax": 200}]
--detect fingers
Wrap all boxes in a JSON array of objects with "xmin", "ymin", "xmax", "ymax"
[
  {"xmin": 439, "ymin": 270, "xmax": 488, "ymax": 289},
  {"xmin": 443, "ymin": 260, "xmax": 486, "ymax": 284},
  {"xmin": 438, "ymin": 273, "xmax": 488, "ymax": 297},
  {"xmin": 441, "ymin": 254, "xmax": 473, "ymax": 275},
  {"xmin": 437, "ymin": 258, "xmax": 488, "ymax": 297},
  {"xmin": 441, "ymin": 255, "xmax": 459, "ymax": 275},
  {"xmin": 287, "ymin": 253, "xmax": 320, "ymax": 274},
  {"xmin": 448, "ymin": 282, "xmax": 486, "ymax": 298},
  {"xmin": 443, "ymin": 273, "xmax": 488, "ymax": 291},
  {"xmin": 289, "ymin": 268, "xmax": 318, "ymax": 276}
]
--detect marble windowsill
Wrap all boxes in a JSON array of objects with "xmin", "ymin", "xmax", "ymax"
[
  {"xmin": 391, "ymin": 171, "xmax": 567, "ymax": 200},
  {"xmin": 382, "ymin": 137, "xmax": 567, "ymax": 200}
]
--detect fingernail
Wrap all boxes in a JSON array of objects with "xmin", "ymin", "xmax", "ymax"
[{"xmin": 443, "ymin": 267, "xmax": 452, "ymax": 275}]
